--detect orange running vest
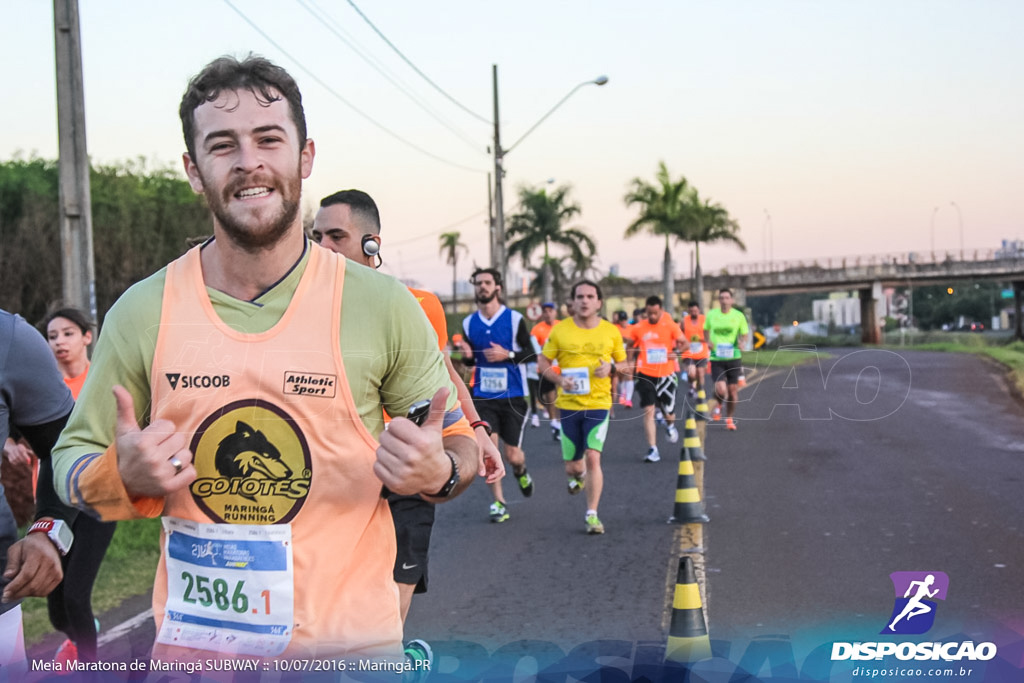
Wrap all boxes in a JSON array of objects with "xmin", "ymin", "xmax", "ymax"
[{"xmin": 148, "ymin": 245, "xmax": 401, "ymax": 660}]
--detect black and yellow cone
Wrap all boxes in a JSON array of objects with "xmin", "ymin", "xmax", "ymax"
[
  {"xmin": 669, "ymin": 443, "xmax": 709, "ymax": 524},
  {"xmin": 682, "ymin": 410, "xmax": 706, "ymax": 463},
  {"xmin": 694, "ymin": 389, "xmax": 711, "ymax": 421},
  {"xmin": 665, "ymin": 555, "xmax": 712, "ymax": 662}
]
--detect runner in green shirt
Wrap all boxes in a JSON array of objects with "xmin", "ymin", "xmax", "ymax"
[{"xmin": 704, "ymin": 288, "xmax": 749, "ymax": 430}]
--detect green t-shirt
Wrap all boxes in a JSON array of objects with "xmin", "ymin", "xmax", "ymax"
[
  {"xmin": 704, "ymin": 307, "xmax": 749, "ymax": 361},
  {"xmin": 52, "ymin": 243, "xmax": 455, "ymax": 499}
]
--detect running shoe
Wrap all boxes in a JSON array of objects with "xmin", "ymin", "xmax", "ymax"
[
  {"xmin": 516, "ymin": 470, "xmax": 534, "ymax": 497},
  {"xmin": 622, "ymin": 399, "xmax": 633, "ymax": 409},
  {"xmin": 726, "ymin": 418, "xmax": 737, "ymax": 431},
  {"xmin": 567, "ymin": 476, "xmax": 585, "ymax": 495},
  {"xmin": 666, "ymin": 424, "xmax": 679, "ymax": 443},
  {"xmin": 655, "ymin": 411, "xmax": 666, "ymax": 427},
  {"xmin": 404, "ymin": 639, "xmax": 433, "ymax": 683},
  {"xmin": 55, "ymin": 639, "xmax": 78, "ymax": 667},
  {"xmin": 551, "ymin": 426, "xmax": 561, "ymax": 441},
  {"xmin": 489, "ymin": 501, "xmax": 509, "ymax": 523},
  {"xmin": 712, "ymin": 406, "xmax": 721, "ymax": 421},
  {"xmin": 585, "ymin": 513, "xmax": 605, "ymax": 535},
  {"xmin": 530, "ymin": 413, "xmax": 540, "ymax": 428},
  {"xmin": 644, "ymin": 447, "xmax": 660, "ymax": 463}
]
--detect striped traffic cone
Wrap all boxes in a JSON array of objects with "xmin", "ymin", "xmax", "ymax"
[
  {"xmin": 682, "ymin": 409, "xmax": 706, "ymax": 463},
  {"xmin": 669, "ymin": 443, "xmax": 709, "ymax": 524},
  {"xmin": 665, "ymin": 555, "xmax": 712, "ymax": 662},
  {"xmin": 694, "ymin": 389, "xmax": 711, "ymax": 421}
]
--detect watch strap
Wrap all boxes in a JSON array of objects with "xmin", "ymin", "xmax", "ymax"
[
  {"xmin": 28, "ymin": 518, "xmax": 73, "ymax": 555},
  {"xmin": 427, "ymin": 451, "xmax": 459, "ymax": 499}
]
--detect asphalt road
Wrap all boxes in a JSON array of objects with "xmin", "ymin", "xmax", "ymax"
[
  {"xmin": 36, "ymin": 348, "xmax": 1024, "ymax": 678},
  {"xmin": 705, "ymin": 348, "xmax": 1024, "ymax": 642}
]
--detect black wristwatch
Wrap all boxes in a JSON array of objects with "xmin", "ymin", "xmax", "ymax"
[{"xmin": 427, "ymin": 451, "xmax": 460, "ymax": 499}]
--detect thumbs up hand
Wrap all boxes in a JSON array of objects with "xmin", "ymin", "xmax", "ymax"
[
  {"xmin": 376, "ymin": 387, "xmax": 452, "ymax": 496},
  {"xmin": 113, "ymin": 385, "xmax": 195, "ymax": 498}
]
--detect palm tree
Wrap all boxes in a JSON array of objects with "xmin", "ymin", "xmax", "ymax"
[
  {"xmin": 623, "ymin": 161, "xmax": 692, "ymax": 314},
  {"xmin": 524, "ymin": 255, "xmax": 571, "ymax": 305},
  {"xmin": 624, "ymin": 161, "xmax": 745, "ymax": 311},
  {"xmin": 438, "ymin": 231, "xmax": 468, "ymax": 313},
  {"xmin": 685, "ymin": 191, "xmax": 746, "ymax": 307},
  {"xmin": 506, "ymin": 184, "xmax": 596, "ymax": 304}
]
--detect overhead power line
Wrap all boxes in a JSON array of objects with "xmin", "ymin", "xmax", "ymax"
[
  {"xmin": 345, "ymin": 0, "xmax": 492, "ymax": 125},
  {"xmin": 298, "ymin": 0, "xmax": 484, "ymax": 154},
  {"xmin": 387, "ymin": 208, "xmax": 489, "ymax": 248},
  {"xmin": 222, "ymin": 0, "xmax": 486, "ymax": 175}
]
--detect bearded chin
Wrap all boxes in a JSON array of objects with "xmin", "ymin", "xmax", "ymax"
[
  {"xmin": 210, "ymin": 195, "xmax": 299, "ymax": 252},
  {"xmin": 476, "ymin": 292, "xmax": 496, "ymax": 305}
]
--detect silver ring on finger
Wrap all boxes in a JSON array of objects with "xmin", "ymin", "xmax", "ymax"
[{"xmin": 170, "ymin": 455, "xmax": 184, "ymax": 476}]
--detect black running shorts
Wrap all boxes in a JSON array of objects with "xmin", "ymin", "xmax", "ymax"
[
  {"xmin": 635, "ymin": 372, "xmax": 679, "ymax": 415},
  {"xmin": 474, "ymin": 396, "xmax": 528, "ymax": 448},
  {"xmin": 711, "ymin": 359, "xmax": 744, "ymax": 385},
  {"xmin": 387, "ymin": 494, "xmax": 436, "ymax": 592}
]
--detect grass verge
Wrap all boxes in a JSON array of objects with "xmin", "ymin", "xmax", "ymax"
[
  {"xmin": 20, "ymin": 516, "xmax": 162, "ymax": 646},
  {"xmin": 744, "ymin": 347, "xmax": 831, "ymax": 369}
]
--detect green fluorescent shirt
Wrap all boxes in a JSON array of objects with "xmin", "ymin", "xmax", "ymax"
[
  {"xmin": 704, "ymin": 307, "xmax": 749, "ymax": 361},
  {"xmin": 52, "ymin": 244, "xmax": 455, "ymax": 502}
]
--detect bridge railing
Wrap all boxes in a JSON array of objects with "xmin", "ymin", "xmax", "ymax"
[{"xmin": 721, "ymin": 248, "xmax": 1014, "ymax": 275}]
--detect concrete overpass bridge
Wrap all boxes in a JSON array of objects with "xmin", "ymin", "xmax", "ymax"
[{"xmin": 596, "ymin": 247, "xmax": 1024, "ymax": 343}]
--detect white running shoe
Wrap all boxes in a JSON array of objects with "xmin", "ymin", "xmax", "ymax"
[
  {"xmin": 666, "ymin": 424, "xmax": 679, "ymax": 443},
  {"xmin": 644, "ymin": 447, "xmax": 660, "ymax": 463}
]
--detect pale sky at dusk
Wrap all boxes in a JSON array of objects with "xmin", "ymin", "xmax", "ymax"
[{"xmin": 5, "ymin": 1, "xmax": 1022, "ymax": 294}]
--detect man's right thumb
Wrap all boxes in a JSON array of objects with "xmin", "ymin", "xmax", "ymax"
[{"xmin": 113, "ymin": 385, "xmax": 141, "ymax": 435}]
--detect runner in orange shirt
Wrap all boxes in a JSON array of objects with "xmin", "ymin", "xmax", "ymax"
[
  {"xmin": 628, "ymin": 296, "xmax": 685, "ymax": 463},
  {"xmin": 680, "ymin": 300, "xmax": 710, "ymax": 398}
]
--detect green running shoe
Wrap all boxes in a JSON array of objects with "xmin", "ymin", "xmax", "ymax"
[
  {"xmin": 585, "ymin": 513, "xmax": 605, "ymax": 535},
  {"xmin": 517, "ymin": 470, "xmax": 534, "ymax": 497},
  {"xmin": 403, "ymin": 639, "xmax": 433, "ymax": 682},
  {"xmin": 489, "ymin": 501, "xmax": 509, "ymax": 523},
  {"xmin": 567, "ymin": 477, "xmax": 585, "ymax": 495}
]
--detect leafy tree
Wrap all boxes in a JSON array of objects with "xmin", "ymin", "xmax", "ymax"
[
  {"xmin": 0, "ymin": 156, "xmax": 210, "ymax": 327},
  {"xmin": 909, "ymin": 281, "xmax": 1002, "ymax": 330},
  {"xmin": 438, "ymin": 231, "xmax": 468, "ymax": 312},
  {"xmin": 506, "ymin": 184, "xmax": 596, "ymax": 304}
]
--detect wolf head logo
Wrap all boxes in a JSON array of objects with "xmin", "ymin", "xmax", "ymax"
[{"xmin": 214, "ymin": 421, "xmax": 293, "ymax": 501}]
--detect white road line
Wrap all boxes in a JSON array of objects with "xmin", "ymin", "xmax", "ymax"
[{"xmin": 97, "ymin": 608, "xmax": 153, "ymax": 647}]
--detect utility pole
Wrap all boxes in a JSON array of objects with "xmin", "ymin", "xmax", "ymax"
[
  {"xmin": 491, "ymin": 64, "xmax": 507, "ymax": 288},
  {"xmin": 54, "ymin": 0, "xmax": 97, "ymax": 321},
  {"xmin": 487, "ymin": 172, "xmax": 494, "ymax": 281}
]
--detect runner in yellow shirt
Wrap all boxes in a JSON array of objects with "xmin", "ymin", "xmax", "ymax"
[{"xmin": 538, "ymin": 281, "xmax": 627, "ymax": 535}]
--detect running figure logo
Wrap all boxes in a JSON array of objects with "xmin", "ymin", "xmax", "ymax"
[{"xmin": 882, "ymin": 571, "xmax": 949, "ymax": 635}]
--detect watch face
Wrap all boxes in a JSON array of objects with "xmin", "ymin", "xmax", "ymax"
[{"xmin": 52, "ymin": 520, "xmax": 74, "ymax": 553}]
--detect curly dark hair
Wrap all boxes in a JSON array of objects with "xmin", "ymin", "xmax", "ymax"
[{"xmin": 179, "ymin": 54, "xmax": 307, "ymax": 161}]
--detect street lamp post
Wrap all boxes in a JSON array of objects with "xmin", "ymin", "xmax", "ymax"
[
  {"xmin": 950, "ymin": 201, "xmax": 964, "ymax": 259},
  {"xmin": 491, "ymin": 65, "xmax": 608, "ymax": 286},
  {"xmin": 930, "ymin": 206, "xmax": 939, "ymax": 260}
]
